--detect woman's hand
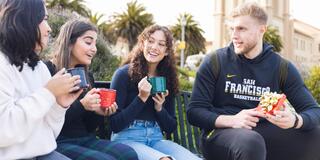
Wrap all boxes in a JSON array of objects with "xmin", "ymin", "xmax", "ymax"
[
  {"xmin": 95, "ymin": 102, "xmax": 118, "ymax": 116},
  {"xmin": 46, "ymin": 68, "xmax": 80, "ymax": 96},
  {"xmin": 137, "ymin": 76, "xmax": 151, "ymax": 102},
  {"xmin": 80, "ymin": 88, "xmax": 118, "ymax": 116},
  {"xmin": 152, "ymin": 90, "xmax": 169, "ymax": 112},
  {"xmin": 46, "ymin": 68, "xmax": 83, "ymax": 107},
  {"xmin": 56, "ymin": 90, "xmax": 83, "ymax": 108},
  {"xmin": 80, "ymin": 88, "xmax": 101, "ymax": 111}
]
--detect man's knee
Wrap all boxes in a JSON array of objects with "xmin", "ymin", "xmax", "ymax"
[
  {"xmin": 201, "ymin": 129, "xmax": 266, "ymax": 160},
  {"xmin": 232, "ymin": 130, "xmax": 266, "ymax": 159}
]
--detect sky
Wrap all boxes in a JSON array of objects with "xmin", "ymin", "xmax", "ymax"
[{"xmin": 85, "ymin": 0, "xmax": 320, "ymax": 41}]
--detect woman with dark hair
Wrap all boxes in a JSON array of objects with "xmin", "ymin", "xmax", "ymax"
[
  {"xmin": 0, "ymin": 0, "xmax": 82, "ymax": 159},
  {"xmin": 45, "ymin": 19, "xmax": 138, "ymax": 160},
  {"xmin": 109, "ymin": 25, "xmax": 201, "ymax": 160}
]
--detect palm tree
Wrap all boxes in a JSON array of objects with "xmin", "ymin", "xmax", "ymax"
[
  {"xmin": 171, "ymin": 13, "xmax": 206, "ymax": 62},
  {"xmin": 100, "ymin": 23, "xmax": 118, "ymax": 44},
  {"xmin": 87, "ymin": 10, "xmax": 105, "ymax": 29},
  {"xmin": 46, "ymin": 0, "xmax": 69, "ymax": 8},
  {"xmin": 46, "ymin": 0, "xmax": 88, "ymax": 17},
  {"xmin": 263, "ymin": 26, "xmax": 283, "ymax": 52},
  {"xmin": 69, "ymin": 0, "xmax": 88, "ymax": 17},
  {"xmin": 106, "ymin": 0, "xmax": 154, "ymax": 50}
]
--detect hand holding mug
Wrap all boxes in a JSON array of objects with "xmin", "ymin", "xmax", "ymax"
[
  {"xmin": 138, "ymin": 76, "xmax": 151, "ymax": 102},
  {"xmin": 67, "ymin": 67, "xmax": 89, "ymax": 89},
  {"xmin": 45, "ymin": 68, "xmax": 80, "ymax": 96},
  {"xmin": 152, "ymin": 90, "xmax": 169, "ymax": 112},
  {"xmin": 80, "ymin": 88, "xmax": 101, "ymax": 111},
  {"xmin": 95, "ymin": 102, "xmax": 118, "ymax": 116},
  {"xmin": 45, "ymin": 68, "xmax": 82, "ymax": 107}
]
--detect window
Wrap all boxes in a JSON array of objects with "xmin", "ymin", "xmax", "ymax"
[
  {"xmin": 294, "ymin": 38, "xmax": 299, "ymax": 50},
  {"xmin": 301, "ymin": 40, "xmax": 305, "ymax": 51},
  {"xmin": 309, "ymin": 43, "xmax": 312, "ymax": 53}
]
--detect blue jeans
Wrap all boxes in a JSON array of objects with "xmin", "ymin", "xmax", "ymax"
[{"xmin": 111, "ymin": 120, "xmax": 202, "ymax": 160}]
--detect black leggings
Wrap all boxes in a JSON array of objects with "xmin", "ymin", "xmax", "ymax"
[{"xmin": 200, "ymin": 122, "xmax": 320, "ymax": 160}]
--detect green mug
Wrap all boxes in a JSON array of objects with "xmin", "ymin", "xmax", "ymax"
[{"xmin": 148, "ymin": 76, "xmax": 166, "ymax": 95}]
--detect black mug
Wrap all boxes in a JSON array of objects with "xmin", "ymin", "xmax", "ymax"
[{"xmin": 67, "ymin": 67, "xmax": 89, "ymax": 89}]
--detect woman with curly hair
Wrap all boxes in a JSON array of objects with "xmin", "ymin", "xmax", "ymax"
[{"xmin": 109, "ymin": 25, "xmax": 201, "ymax": 160}]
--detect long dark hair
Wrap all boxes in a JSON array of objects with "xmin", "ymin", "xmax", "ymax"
[
  {"xmin": 123, "ymin": 25, "xmax": 179, "ymax": 95},
  {"xmin": 53, "ymin": 20, "xmax": 97, "ymax": 71},
  {"xmin": 52, "ymin": 20, "xmax": 97, "ymax": 89},
  {"xmin": 0, "ymin": 0, "xmax": 45, "ymax": 71}
]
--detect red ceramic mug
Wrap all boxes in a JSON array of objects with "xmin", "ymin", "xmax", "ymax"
[{"xmin": 98, "ymin": 88, "xmax": 116, "ymax": 108}]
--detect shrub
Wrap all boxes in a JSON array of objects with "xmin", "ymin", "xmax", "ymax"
[
  {"xmin": 90, "ymin": 35, "xmax": 120, "ymax": 81},
  {"xmin": 305, "ymin": 66, "xmax": 320, "ymax": 104},
  {"xmin": 179, "ymin": 78, "xmax": 193, "ymax": 91},
  {"xmin": 177, "ymin": 66, "xmax": 196, "ymax": 91},
  {"xmin": 48, "ymin": 9, "xmax": 71, "ymax": 38}
]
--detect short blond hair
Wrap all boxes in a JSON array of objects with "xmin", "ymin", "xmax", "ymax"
[{"xmin": 231, "ymin": 2, "xmax": 268, "ymax": 25}]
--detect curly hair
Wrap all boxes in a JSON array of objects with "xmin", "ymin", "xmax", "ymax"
[
  {"xmin": 123, "ymin": 25, "xmax": 179, "ymax": 95},
  {"xmin": 0, "ymin": 0, "xmax": 45, "ymax": 71}
]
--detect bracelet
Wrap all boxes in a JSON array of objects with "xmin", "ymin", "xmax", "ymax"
[{"xmin": 291, "ymin": 113, "xmax": 299, "ymax": 129}]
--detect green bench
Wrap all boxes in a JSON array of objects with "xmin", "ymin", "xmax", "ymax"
[
  {"xmin": 166, "ymin": 91, "xmax": 201, "ymax": 156},
  {"xmin": 94, "ymin": 81, "xmax": 202, "ymax": 157}
]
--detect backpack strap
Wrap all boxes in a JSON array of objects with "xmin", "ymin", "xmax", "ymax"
[
  {"xmin": 279, "ymin": 57, "xmax": 289, "ymax": 92},
  {"xmin": 210, "ymin": 51, "xmax": 219, "ymax": 80}
]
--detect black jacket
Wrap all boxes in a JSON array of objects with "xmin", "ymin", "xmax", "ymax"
[
  {"xmin": 187, "ymin": 43, "xmax": 320, "ymax": 131},
  {"xmin": 44, "ymin": 61, "xmax": 103, "ymax": 139}
]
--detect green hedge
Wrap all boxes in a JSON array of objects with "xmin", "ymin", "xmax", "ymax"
[
  {"xmin": 177, "ymin": 66, "xmax": 196, "ymax": 91},
  {"xmin": 305, "ymin": 66, "xmax": 320, "ymax": 104}
]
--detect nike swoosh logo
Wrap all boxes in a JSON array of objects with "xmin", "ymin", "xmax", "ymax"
[{"xmin": 226, "ymin": 74, "xmax": 236, "ymax": 78}]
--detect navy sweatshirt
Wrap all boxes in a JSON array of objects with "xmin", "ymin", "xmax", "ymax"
[
  {"xmin": 109, "ymin": 64, "xmax": 177, "ymax": 133},
  {"xmin": 187, "ymin": 43, "xmax": 320, "ymax": 131},
  {"xmin": 45, "ymin": 61, "xmax": 103, "ymax": 139}
]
